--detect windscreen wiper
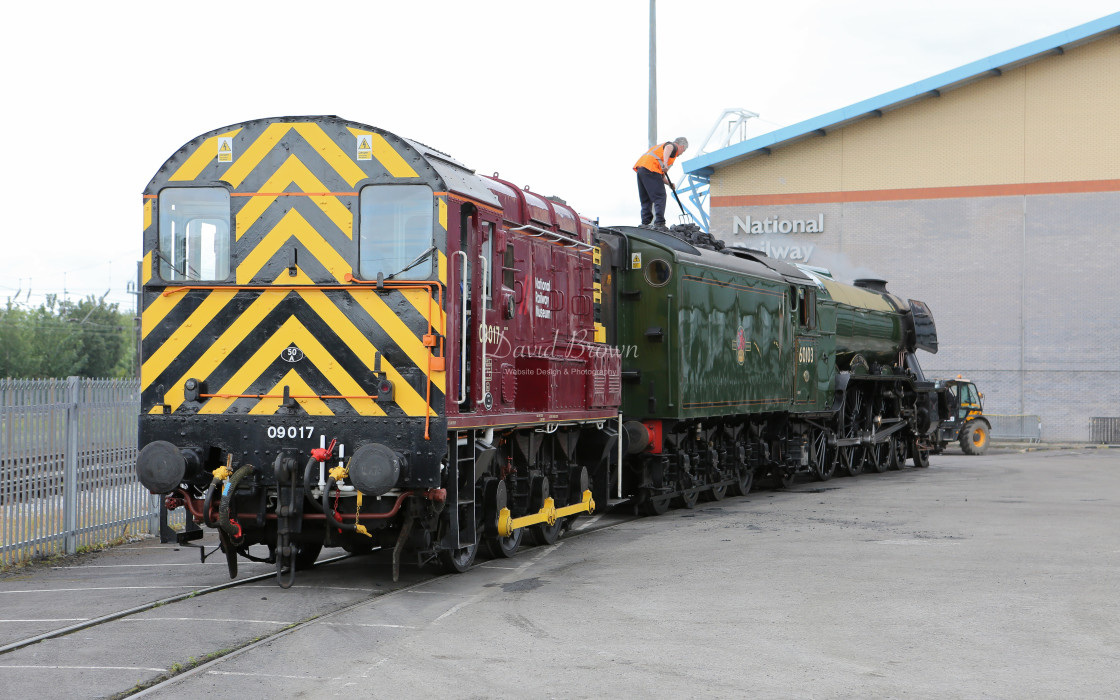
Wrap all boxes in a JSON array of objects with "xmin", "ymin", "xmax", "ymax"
[{"xmin": 384, "ymin": 245, "xmax": 436, "ymax": 281}]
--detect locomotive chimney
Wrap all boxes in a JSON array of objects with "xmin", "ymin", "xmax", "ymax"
[{"xmin": 854, "ymin": 278, "xmax": 889, "ymax": 293}]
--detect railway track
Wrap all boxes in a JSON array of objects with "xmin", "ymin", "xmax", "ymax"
[
  {"xmin": 0, "ymin": 553, "xmax": 353, "ymax": 655},
  {"xmin": 125, "ymin": 514, "xmax": 632, "ymax": 698},
  {"xmin": 0, "ymin": 511, "xmax": 634, "ymax": 699}
]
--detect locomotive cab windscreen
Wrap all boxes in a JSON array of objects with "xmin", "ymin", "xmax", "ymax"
[
  {"xmin": 158, "ymin": 187, "xmax": 231, "ymax": 282},
  {"xmin": 358, "ymin": 184, "xmax": 436, "ymax": 280}
]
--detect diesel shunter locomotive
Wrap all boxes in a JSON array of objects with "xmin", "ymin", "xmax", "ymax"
[{"xmin": 137, "ymin": 116, "xmax": 943, "ymax": 586}]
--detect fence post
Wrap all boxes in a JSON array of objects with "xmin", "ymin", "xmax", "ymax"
[{"xmin": 63, "ymin": 376, "xmax": 81, "ymax": 555}]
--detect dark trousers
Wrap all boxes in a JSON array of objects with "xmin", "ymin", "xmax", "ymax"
[{"xmin": 636, "ymin": 167, "xmax": 667, "ymax": 226}]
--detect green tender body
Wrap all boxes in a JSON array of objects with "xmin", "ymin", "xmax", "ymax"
[{"xmin": 613, "ymin": 228, "xmax": 907, "ymax": 422}]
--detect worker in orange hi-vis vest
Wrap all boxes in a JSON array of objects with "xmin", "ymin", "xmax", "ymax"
[{"xmin": 633, "ymin": 137, "xmax": 688, "ymax": 229}]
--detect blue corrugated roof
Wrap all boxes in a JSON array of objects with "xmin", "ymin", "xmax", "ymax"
[{"xmin": 684, "ymin": 12, "xmax": 1120, "ymax": 177}]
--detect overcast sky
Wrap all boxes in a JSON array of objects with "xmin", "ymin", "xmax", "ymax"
[{"xmin": 1, "ymin": 0, "xmax": 1116, "ymax": 311}]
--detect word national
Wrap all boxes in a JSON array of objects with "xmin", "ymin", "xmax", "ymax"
[{"xmin": 733, "ymin": 214, "xmax": 824, "ymax": 235}]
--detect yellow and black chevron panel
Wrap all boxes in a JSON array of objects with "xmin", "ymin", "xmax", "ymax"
[
  {"xmin": 144, "ymin": 117, "xmax": 446, "ymax": 286},
  {"xmin": 141, "ymin": 117, "xmax": 450, "ymax": 418},
  {"xmin": 140, "ymin": 283, "xmax": 444, "ymax": 418},
  {"xmin": 140, "ymin": 117, "xmax": 457, "ymax": 485}
]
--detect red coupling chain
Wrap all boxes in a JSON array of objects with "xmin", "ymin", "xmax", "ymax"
[
  {"xmin": 164, "ymin": 496, "xmax": 184, "ymax": 511},
  {"xmin": 311, "ymin": 438, "xmax": 338, "ymax": 463}
]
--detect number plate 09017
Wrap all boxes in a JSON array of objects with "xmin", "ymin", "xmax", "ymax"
[{"xmin": 266, "ymin": 426, "xmax": 316, "ymax": 439}]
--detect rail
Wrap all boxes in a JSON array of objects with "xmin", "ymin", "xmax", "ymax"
[
  {"xmin": 985, "ymin": 414, "xmax": 1043, "ymax": 444},
  {"xmin": 0, "ymin": 377, "xmax": 175, "ymax": 567}
]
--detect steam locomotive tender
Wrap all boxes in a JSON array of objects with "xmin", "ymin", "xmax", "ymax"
[{"xmin": 137, "ymin": 116, "xmax": 943, "ymax": 586}]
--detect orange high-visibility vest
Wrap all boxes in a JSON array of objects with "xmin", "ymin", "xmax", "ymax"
[{"xmin": 633, "ymin": 143, "xmax": 678, "ymax": 174}]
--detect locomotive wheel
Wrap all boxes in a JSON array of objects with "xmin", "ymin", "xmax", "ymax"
[
  {"xmin": 675, "ymin": 485, "xmax": 699, "ymax": 509},
  {"xmin": 642, "ymin": 492, "xmax": 672, "ymax": 516},
  {"xmin": 889, "ymin": 436, "xmax": 907, "ymax": 470},
  {"xmin": 705, "ymin": 482, "xmax": 728, "ymax": 501},
  {"xmin": 780, "ymin": 470, "xmax": 798, "ymax": 489},
  {"xmin": 839, "ymin": 390, "xmax": 865, "ymax": 477},
  {"xmin": 730, "ymin": 468, "xmax": 753, "ymax": 497},
  {"xmin": 960, "ymin": 422, "xmax": 989, "ymax": 455},
  {"xmin": 868, "ymin": 440, "xmax": 890, "ymax": 473},
  {"xmin": 439, "ymin": 541, "xmax": 479, "ymax": 573},
  {"xmin": 486, "ymin": 528, "xmax": 523, "ymax": 559},
  {"xmin": 811, "ymin": 430, "xmax": 835, "ymax": 481},
  {"xmin": 839, "ymin": 446, "xmax": 864, "ymax": 476},
  {"xmin": 530, "ymin": 519, "xmax": 564, "ymax": 546},
  {"xmin": 527, "ymin": 475, "xmax": 564, "ymax": 545},
  {"xmin": 911, "ymin": 440, "xmax": 931, "ymax": 468}
]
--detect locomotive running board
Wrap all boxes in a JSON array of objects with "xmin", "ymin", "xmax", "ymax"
[{"xmin": 496, "ymin": 490, "xmax": 595, "ymax": 538}]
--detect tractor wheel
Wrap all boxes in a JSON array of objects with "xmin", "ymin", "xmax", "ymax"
[{"xmin": 960, "ymin": 422, "xmax": 990, "ymax": 455}]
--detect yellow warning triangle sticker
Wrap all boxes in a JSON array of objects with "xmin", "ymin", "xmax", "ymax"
[
  {"xmin": 359, "ymin": 138, "xmax": 370, "ymax": 149},
  {"xmin": 219, "ymin": 141, "xmax": 231, "ymax": 151}
]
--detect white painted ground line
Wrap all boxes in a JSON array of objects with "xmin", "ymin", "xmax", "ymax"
[{"xmin": 0, "ymin": 665, "xmax": 167, "ymax": 672}]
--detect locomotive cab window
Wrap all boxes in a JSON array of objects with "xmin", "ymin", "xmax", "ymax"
[
  {"xmin": 482, "ymin": 222, "xmax": 494, "ymax": 309},
  {"xmin": 502, "ymin": 243, "xmax": 515, "ymax": 289},
  {"xmin": 799, "ymin": 288, "xmax": 817, "ymax": 329},
  {"xmin": 158, "ymin": 187, "xmax": 231, "ymax": 281},
  {"xmin": 359, "ymin": 185, "xmax": 434, "ymax": 280}
]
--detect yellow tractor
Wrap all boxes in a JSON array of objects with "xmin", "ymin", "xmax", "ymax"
[{"xmin": 934, "ymin": 377, "xmax": 991, "ymax": 455}]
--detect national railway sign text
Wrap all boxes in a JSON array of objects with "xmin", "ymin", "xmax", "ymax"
[{"xmin": 733, "ymin": 214, "xmax": 824, "ymax": 235}]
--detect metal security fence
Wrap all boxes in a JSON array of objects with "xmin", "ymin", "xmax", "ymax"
[
  {"xmin": 0, "ymin": 377, "xmax": 178, "ymax": 567},
  {"xmin": 986, "ymin": 414, "xmax": 1043, "ymax": 443},
  {"xmin": 1090, "ymin": 417, "xmax": 1120, "ymax": 444}
]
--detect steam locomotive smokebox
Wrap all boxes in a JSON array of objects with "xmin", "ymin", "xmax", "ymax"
[
  {"xmin": 515, "ymin": 356, "xmax": 586, "ymax": 412},
  {"xmin": 348, "ymin": 444, "xmax": 402, "ymax": 496}
]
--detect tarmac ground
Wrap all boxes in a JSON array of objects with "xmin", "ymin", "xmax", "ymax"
[{"xmin": 0, "ymin": 446, "xmax": 1117, "ymax": 699}]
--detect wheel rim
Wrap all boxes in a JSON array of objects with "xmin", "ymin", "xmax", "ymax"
[
  {"xmin": 708, "ymin": 483, "xmax": 727, "ymax": 501},
  {"xmin": 731, "ymin": 468, "xmax": 753, "ymax": 497},
  {"xmin": 676, "ymin": 485, "xmax": 698, "ymax": 509},
  {"xmin": 441, "ymin": 541, "xmax": 478, "ymax": 572},
  {"xmin": 841, "ymin": 446, "xmax": 864, "ymax": 476},
  {"xmin": 530, "ymin": 519, "xmax": 563, "ymax": 545},
  {"xmin": 643, "ymin": 491, "xmax": 671, "ymax": 515},
  {"xmin": 841, "ymin": 391, "xmax": 865, "ymax": 476},
  {"xmin": 912, "ymin": 440, "xmax": 930, "ymax": 468},
  {"xmin": 973, "ymin": 428, "xmax": 987, "ymax": 448},
  {"xmin": 890, "ymin": 437, "xmax": 906, "ymax": 470},
  {"xmin": 869, "ymin": 441, "xmax": 889, "ymax": 473},
  {"xmin": 486, "ymin": 528, "xmax": 523, "ymax": 558},
  {"xmin": 812, "ymin": 429, "xmax": 834, "ymax": 481}
]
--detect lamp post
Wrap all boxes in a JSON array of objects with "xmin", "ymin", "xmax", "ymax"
[{"xmin": 648, "ymin": 0, "xmax": 657, "ymax": 148}]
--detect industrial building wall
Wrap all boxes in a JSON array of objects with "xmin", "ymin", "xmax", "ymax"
[{"xmin": 707, "ymin": 34, "xmax": 1120, "ymax": 441}]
